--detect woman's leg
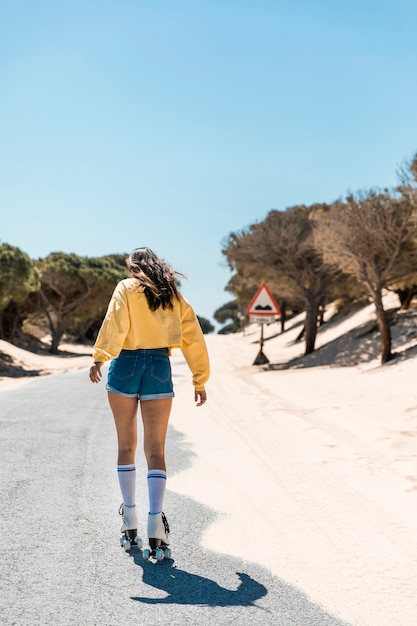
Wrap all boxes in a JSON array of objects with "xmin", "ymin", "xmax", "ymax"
[
  {"xmin": 108, "ymin": 391, "xmax": 139, "ymax": 509},
  {"xmin": 140, "ymin": 398, "xmax": 172, "ymax": 470},
  {"xmin": 108, "ymin": 392, "xmax": 139, "ymax": 464},
  {"xmin": 141, "ymin": 398, "xmax": 172, "ymax": 515}
]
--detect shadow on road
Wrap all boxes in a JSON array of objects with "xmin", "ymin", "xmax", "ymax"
[
  {"xmin": 119, "ymin": 426, "xmax": 353, "ymax": 625},
  {"xmin": 130, "ymin": 554, "xmax": 267, "ymax": 607}
]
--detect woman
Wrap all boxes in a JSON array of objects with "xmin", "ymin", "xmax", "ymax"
[{"xmin": 89, "ymin": 247, "xmax": 209, "ymax": 559}]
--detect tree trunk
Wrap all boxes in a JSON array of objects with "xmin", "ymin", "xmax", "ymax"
[
  {"xmin": 44, "ymin": 308, "xmax": 64, "ymax": 354},
  {"xmin": 372, "ymin": 289, "xmax": 393, "ymax": 364},
  {"xmin": 1, "ymin": 303, "xmax": 23, "ymax": 340},
  {"xmin": 50, "ymin": 325, "xmax": 64, "ymax": 354},
  {"xmin": 304, "ymin": 298, "xmax": 320, "ymax": 355},
  {"xmin": 396, "ymin": 286, "xmax": 417, "ymax": 310}
]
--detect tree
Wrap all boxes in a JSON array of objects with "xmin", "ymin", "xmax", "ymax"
[
  {"xmin": 213, "ymin": 300, "xmax": 241, "ymax": 333},
  {"xmin": 312, "ymin": 190, "xmax": 417, "ymax": 363},
  {"xmin": 67, "ymin": 254, "xmax": 129, "ymax": 342},
  {"xmin": 223, "ymin": 206, "xmax": 342, "ymax": 354},
  {"xmin": 197, "ymin": 316, "xmax": 215, "ymax": 334},
  {"xmin": 36, "ymin": 252, "xmax": 128, "ymax": 352},
  {"xmin": 0, "ymin": 243, "xmax": 40, "ymax": 338},
  {"xmin": 391, "ymin": 152, "xmax": 417, "ymax": 309}
]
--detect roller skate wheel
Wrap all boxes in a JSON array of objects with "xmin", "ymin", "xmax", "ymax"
[
  {"xmin": 136, "ymin": 537, "xmax": 143, "ymax": 549},
  {"xmin": 123, "ymin": 538, "xmax": 131, "ymax": 551},
  {"xmin": 119, "ymin": 534, "xmax": 125, "ymax": 547},
  {"xmin": 155, "ymin": 548, "xmax": 164, "ymax": 561},
  {"xmin": 142, "ymin": 548, "xmax": 151, "ymax": 560},
  {"xmin": 164, "ymin": 548, "xmax": 172, "ymax": 559}
]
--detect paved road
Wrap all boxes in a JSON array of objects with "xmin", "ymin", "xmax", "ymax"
[{"xmin": 0, "ymin": 368, "xmax": 350, "ymax": 626}]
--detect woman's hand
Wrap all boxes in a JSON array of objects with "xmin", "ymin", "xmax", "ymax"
[
  {"xmin": 194, "ymin": 390, "xmax": 207, "ymax": 406},
  {"xmin": 89, "ymin": 362, "xmax": 103, "ymax": 383}
]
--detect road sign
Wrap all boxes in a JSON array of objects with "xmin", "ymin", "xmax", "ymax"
[
  {"xmin": 246, "ymin": 284, "xmax": 281, "ymax": 317},
  {"xmin": 246, "ymin": 284, "xmax": 280, "ymax": 365}
]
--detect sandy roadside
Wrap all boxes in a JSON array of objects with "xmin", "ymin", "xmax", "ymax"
[
  {"xmin": 0, "ymin": 339, "xmax": 93, "ymax": 392},
  {"xmin": 167, "ymin": 302, "xmax": 417, "ymax": 626}
]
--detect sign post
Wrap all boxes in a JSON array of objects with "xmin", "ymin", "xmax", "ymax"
[{"xmin": 246, "ymin": 284, "xmax": 281, "ymax": 365}]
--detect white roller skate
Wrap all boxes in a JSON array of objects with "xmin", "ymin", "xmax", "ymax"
[
  {"xmin": 142, "ymin": 512, "xmax": 171, "ymax": 561},
  {"xmin": 119, "ymin": 504, "xmax": 143, "ymax": 552}
]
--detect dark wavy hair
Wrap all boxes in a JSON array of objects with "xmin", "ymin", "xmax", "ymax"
[{"xmin": 126, "ymin": 247, "xmax": 185, "ymax": 311}]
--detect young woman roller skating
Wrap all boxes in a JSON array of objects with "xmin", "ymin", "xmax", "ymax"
[{"xmin": 89, "ymin": 247, "xmax": 209, "ymax": 560}]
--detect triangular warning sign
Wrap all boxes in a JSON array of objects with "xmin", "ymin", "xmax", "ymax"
[{"xmin": 246, "ymin": 284, "xmax": 281, "ymax": 316}]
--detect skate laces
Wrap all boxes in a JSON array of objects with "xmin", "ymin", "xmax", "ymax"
[
  {"xmin": 161, "ymin": 512, "xmax": 170, "ymax": 535},
  {"xmin": 119, "ymin": 503, "xmax": 137, "ymax": 520},
  {"xmin": 119, "ymin": 503, "xmax": 130, "ymax": 523}
]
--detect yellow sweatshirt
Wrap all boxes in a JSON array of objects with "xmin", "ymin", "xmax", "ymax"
[{"xmin": 93, "ymin": 278, "xmax": 210, "ymax": 391}]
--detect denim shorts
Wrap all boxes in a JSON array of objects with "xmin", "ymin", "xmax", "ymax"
[{"xmin": 106, "ymin": 348, "xmax": 174, "ymax": 400}]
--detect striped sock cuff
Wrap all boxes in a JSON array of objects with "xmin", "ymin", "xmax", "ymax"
[
  {"xmin": 147, "ymin": 469, "xmax": 167, "ymax": 480},
  {"xmin": 117, "ymin": 464, "xmax": 136, "ymax": 473}
]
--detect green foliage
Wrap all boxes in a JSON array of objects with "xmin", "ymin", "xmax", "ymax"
[
  {"xmin": 197, "ymin": 316, "xmax": 215, "ymax": 334},
  {"xmin": 0, "ymin": 243, "xmax": 40, "ymax": 311},
  {"xmin": 36, "ymin": 252, "xmax": 129, "ymax": 352},
  {"xmin": 67, "ymin": 254, "xmax": 130, "ymax": 342},
  {"xmin": 312, "ymin": 189, "xmax": 417, "ymax": 362},
  {"xmin": 0, "ymin": 243, "xmax": 40, "ymax": 339},
  {"xmin": 214, "ymin": 300, "xmax": 239, "ymax": 324},
  {"xmin": 225, "ymin": 275, "xmax": 262, "ymax": 308},
  {"xmin": 223, "ymin": 188, "xmax": 417, "ymax": 360},
  {"xmin": 222, "ymin": 206, "xmax": 342, "ymax": 353},
  {"xmin": 213, "ymin": 300, "xmax": 241, "ymax": 333}
]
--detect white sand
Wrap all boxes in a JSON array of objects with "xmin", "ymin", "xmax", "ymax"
[
  {"xmin": 168, "ymin": 299, "xmax": 417, "ymax": 626},
  {"xmin": 0, "ymin": 340, "xmax": 92, "ymax": 390},
  {"xmin": 1, "ymin": 299, "xmax": 417, "ymax": 625}
]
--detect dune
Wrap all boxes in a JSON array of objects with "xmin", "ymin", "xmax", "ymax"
[{"xmin": 168, "ymin": 294, "xmax": 417, "ymax": 625}]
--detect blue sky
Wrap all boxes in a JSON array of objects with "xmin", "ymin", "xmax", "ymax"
[{"xmin": 1, "ymin": 0, "xmax": 417, "ymax": 324}]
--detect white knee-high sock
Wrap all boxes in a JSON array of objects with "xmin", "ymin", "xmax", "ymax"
[
  {"xmin": 117, "ymin": 464, "xmax": 136, "ymax": 507},
  {"xmin": 147, "ymin": 469, "xmax": 167, "ymax": 514}
]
